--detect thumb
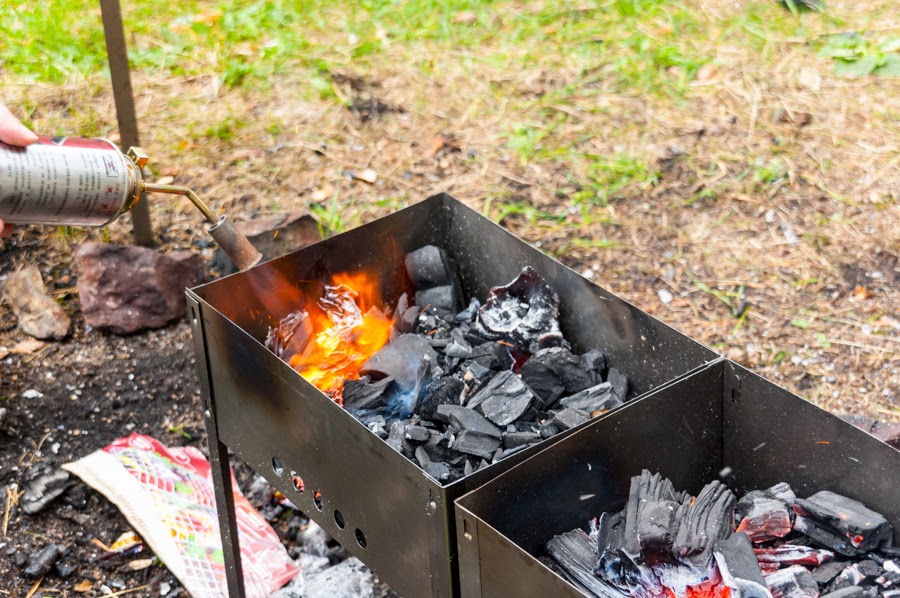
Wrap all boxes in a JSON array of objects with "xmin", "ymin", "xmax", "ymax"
[{"xmin": 0, "ymin": 104, "xmax": 39, "ymax": 146}]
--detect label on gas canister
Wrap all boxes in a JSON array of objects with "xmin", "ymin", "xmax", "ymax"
[{"xmin": 0, "ymin": 136, "xmax": 133, "ymax": 226}]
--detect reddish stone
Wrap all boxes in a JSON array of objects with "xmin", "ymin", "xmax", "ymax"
[{"xmin": 75, "ymin": 243, "xmax": 205, "ymax": 334}]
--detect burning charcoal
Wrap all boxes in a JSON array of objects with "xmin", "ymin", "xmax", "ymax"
[
  {"xmin": 419, "ymin": 377, "xmax": 464, "ymax": 421},
  {"xmin": 829, "ymin": 561, "xmax": 883, "ymax": 591},
  {"xmin": 423, "ymin": 462, "xmax": 452, "ymax": 482},
  {"xmin": 404, "ymin": 426, "xmax": 431, "ymax": 443},
  {"xmin": 607, "ymin": 368, "xmax": 629, "ymax": 403},
  {"xmin": 342, "ymin": 376, "xmax": 396, "ymax": 413},
  {"xmin": 812, "ymin": 561, "xmax": 852, "ymax": 586},
  {"xmin": 405, "ymin": 245, "xmax": 457, "ymax": 288},
  {"xmin": 361, "ymin": 334, "xmax": 437, "ymax": 417},
  {"xmin": 713, "ymin": 532, "xmax": 771, "ymax": 598},
  {"xmin": 820, "ymin": 588, "xmax": 878, "ymax": 598},
  {"xmin": 547, "ymin": 529, "xmax": 621, "ymax": 598},
  {"xmin": 392, "ymin": 292, "xmax": 413, "ymax": 335},
  {"xmin": 755, "ymin": 545, "xmax": 834, "ymax": 567},
  {"xmin": 416, "ymin": 285, "xmax": 460, "ymax": 314},
  {"xmin": 520, "ymin": 347, "xmax": 595, "ymax": 406},
  {"xmin": 560, "ymin": 382, "xmax": 620, "ymax": 414},
  {"xmin": 639, "ymin": 500, "xmax": 680, "ymax": 565},
  {"xmin": 25, "ymin": 543, "xmax": 64, "ymax": 578},
  {"xmin": 502, "ymin": 430, "xmax": 542, "ymax": 450},
  {"xmin": 475, "ymin": 267, "xmax": 566, "ymax": 354},
  {"xmin": 467, "ymin": 371, "xmax": 536, "ymax": 426},
  {"xmin": 793, "ymin": 491, "xmax": 893, "ymax": 556},
  {"xmin": 551, "ymin": 408, "xmax": 590, "ymax": 431},
  {"xmin": 672, "ymin": 479, "xmax": 736, "ymax": 572},
  {"xmin": 399, "ymin": 306, "xmax": 420, "ymax": 334},
  {"xmin": 20, "ymin": 469, "xmax": 73, "ymax": 515},
  {"xmin": 737, "ymin": 483, "xmax": 796, "ymax": 543},
  {"xmin": 765, "ymin": 566, "xmax": 819, "ymax": 598}
]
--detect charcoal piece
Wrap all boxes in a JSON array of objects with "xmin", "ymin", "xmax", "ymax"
[
  {"xmin": 766, "ymin": 566, "xmax": 820, "ymax": 598},
  {"xmin": 551, "ymin": 408, "xmax": 590, "ymax": 431},
  {"xmin": 737, "ymin": 483, "xmax": 796, "ymax": 543},
  {"xmin": 416, "ymin": 285, "xmax": 460, "ymax": 314},
  {"xmin": 423, "ymin": 462, "xmax": 452, "ymax": 482},
  {"xmin": 414, "ymin": 446, "xmax": 431, "ymax": 467},
  {"xmin": 503, "ymin": 430, "xmax": 542, "ymax": 449},
  {"xmin": 419, "ymin": 377, "xmax": 464, "ymax": 421},
  {"xmin": 25, "ymin": 543, "xmax": 63, "ymax": 578},
  {"xmin": 830, "ymin": 561, "xmax": 883, "ymax": 589},
  {"xmin": 387, "ymin": 421, "xmax": 415, "ymax": 456},
  {"xmin": 595, "ymin": 511, "xmax": 637, "ymax": 591},
  {"xmin": 20, "ymin": 469, "xmax": 73, "ymax": 515},
  {"xmin": 452, "ymin": 430, "xmax": 501, "ymax": 459},
  {"xmin": 455, "ymin": 298, "xmax": 480, "ymax": 323},
  {"xmin": 475, "ymin": 266, "xmax": 566, "ymax": 354},
  {"xmin": 713, "ymin": 532, "xmax": 771, "ymax": 598},
  {"xmin": 405, "ymin": 426, "xmax": 431, "ymax": 443},
  {"xmin": 560, "ymin": 382, "xmax": 621, "ymax": 414},
  {"xmin": 639, "ymin": 500, "xmax": 680, "ymax": 566},
  {"xmin": 467, "ymin": 342, "xmax": 514, "ymax": 372},
  {"xmin": 405, "ymin": 245, "xmax": 455, "ymax": 288},
  {"xmin": 620, "ymin": 471, "xmax": 681, "ymax": 563},
  {"xmin": 812, "ymin": 561, "xmax": 852, "ymax": 585},
  {"xmin": 520, "ymin": 347, "xmax": 595, "ymax": 406},
  {"xmin": 580, "ymin": 349, "xmax": 607, "ymax": 379},
  {"xmin": 755, "ymin": 545, "xmax": 834, "ymax": 567},
  {"xmin": 343, "ymin": 376, "xmax": 396, "ymax": 413},
  {"xmin": 392, "ymin": 293, "xmax": 412, "ymax": 334},
  {"xmin": 421, "ymin": 430, "xmax": 455, "ymax": 463},
  {"xmin": 793, "ymin": 491, "xmax": 893, "ymax": 556},
  {"xmin": 547, "ymin": 529, "xmax": 622, "ymax": 598},
  {"xmin": 362, "ymin": 334, "xmax": 437, "ymax": 417},
  {"xmin": 400, "ymin": 306, "xmax": 420, "ymax": 333},
  {"xmin": 607, "ymin": 368, "xmax": 629, "ymax": 403},
  {"xmin": 437, "ymin": 405, "xmax": 501, "ymax": 438},
  {"xmin": 444, "ymin": 340, "xmax": 472, "ymax": 359},
  {"xmin": 540, "ymin": 421, "xmax": 562, "ymax": 439},
  {"xmin": 672, "ymin": 479, "xmax": 736, "ymax": 570},
  {"xmin": 820, "ymin": 588, "xmax": 878, "ymax": 598},
  {"xmin": 467, "ymin": 370, "xmax": 536, "ymax": 426}
]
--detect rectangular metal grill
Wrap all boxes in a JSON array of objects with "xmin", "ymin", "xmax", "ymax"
[
  {"xmin": 453, "ymin": 359, "xmax": 900, "ymax": 598},
  {"xmin": 186, "ymin": 194, "xmax": 720, "ymax": 598}
]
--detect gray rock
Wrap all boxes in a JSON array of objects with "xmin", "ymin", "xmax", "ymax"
[
  {"xmin": 305, "ymin": 557, "xmax": 373, "ymax": 598},
  {"xmin": 3, "ymin": 265, "xmax": 70, "ymax": 340},
  {"xmin": 75, "ymin": 243, "xmax": 205, "ymax": 334}
]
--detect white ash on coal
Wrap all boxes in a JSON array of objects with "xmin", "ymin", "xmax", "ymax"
[
  {"xmin": 267, "ymin": 244, "xmax": 634, "ymax": 484},
  {"xmin": 546, "ymin": 471, "xmax": 896, "ymax": 598}
]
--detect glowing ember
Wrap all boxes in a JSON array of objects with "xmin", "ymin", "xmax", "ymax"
[{"xmin": 267, "ymin": 272, "xmax": 393, "ymax": 403}]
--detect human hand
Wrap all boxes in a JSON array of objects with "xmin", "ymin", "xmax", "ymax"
[{"xmin": 0, "ymin": 103, "xmax": 38, "ymax": 237}]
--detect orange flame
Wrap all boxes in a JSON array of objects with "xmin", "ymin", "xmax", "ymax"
[{"xmin": 285, "ymin": 271, "xmax": 394, "ymax": 403}]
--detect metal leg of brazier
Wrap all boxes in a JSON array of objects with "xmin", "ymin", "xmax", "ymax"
[
  {"xmin": 205, "ymin": 412, "xmax": 247, "ymax": 598},
  {"xmin": 188, "ymin": 294, "xmax": 246, "ymax": 597}
]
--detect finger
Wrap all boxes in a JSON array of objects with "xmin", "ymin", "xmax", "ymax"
[
  {"xmin": 0, "ymin": 220, "xmax": 11, "ymax": 238},
  {"xmin": 0, "ymin": 104, "xmax": 39, "ymax": 146}
]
